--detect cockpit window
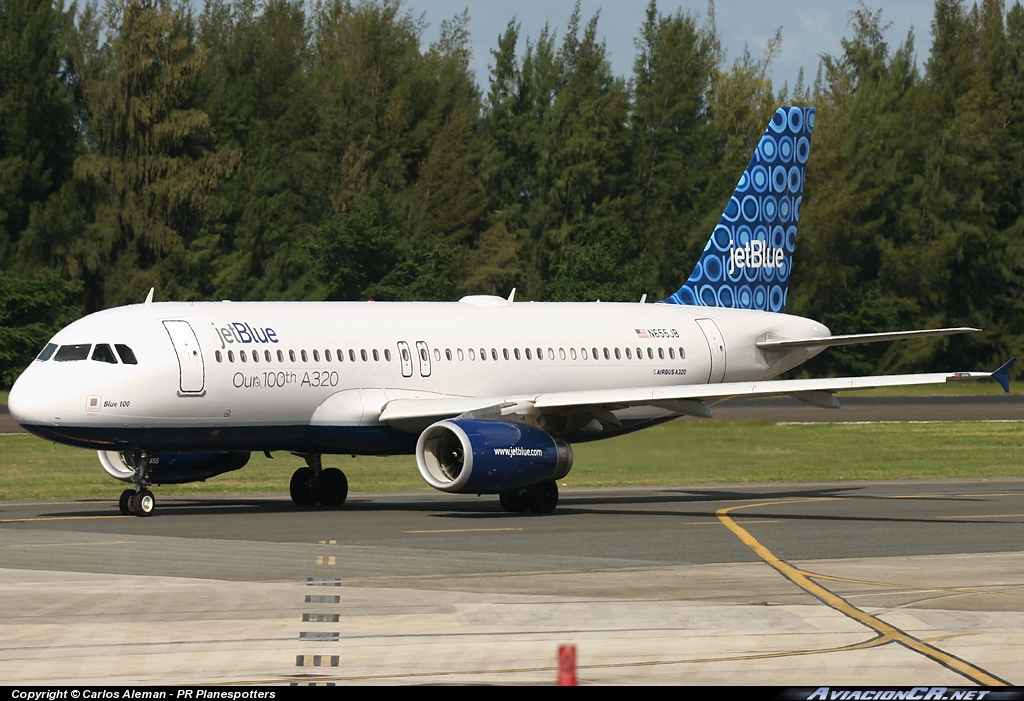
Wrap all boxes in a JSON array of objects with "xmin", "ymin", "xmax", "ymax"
[
  {"xmin": 92, "ymin": 344, "xmax": 118, "ymax": 364},
  {"xmin": 54, "ymin": 344, "xmax": 91, "ymax": 361},
  {"xmin": 115, "ymin": 344, "xmax": 138, "ymax": 365},
  {"xmin": 36, "ymin": 343, "xmax": 58, "ymax": 361}
]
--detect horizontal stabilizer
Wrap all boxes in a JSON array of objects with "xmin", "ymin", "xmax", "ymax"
[
  {"xmin": 991, "ymin": 357, "xmax": 1016, "ymax": 393},
  {"xmin": 756, "ymin": 327, "xmax": 979, "ymax": 351}
]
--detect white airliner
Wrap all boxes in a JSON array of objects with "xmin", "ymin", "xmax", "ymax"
[{"xmin": 7, "ymin": 107, "xmax": 1013, "ymax": 517}]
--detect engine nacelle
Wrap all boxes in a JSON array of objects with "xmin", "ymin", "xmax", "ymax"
[
  {"xmin": 416, "ymin": 419, "xmax": 573, "ymax": 494},
  {"xmin": 98, "ymin": 451, "xmax": 251, "ymax": 484}
]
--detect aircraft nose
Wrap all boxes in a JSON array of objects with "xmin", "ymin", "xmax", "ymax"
[{"xmin": 7, "ymin": 372, "xmax": 49, "ymax": 425}]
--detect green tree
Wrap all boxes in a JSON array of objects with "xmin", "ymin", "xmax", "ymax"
[
  {"xmin": 73, "ymin": 0, "xmax": 240, "ymax": 308},
  {"xmin": 0, "ymin": 270, "xmax": 81, "ymax": 387},
  {"xmin": 629, "ymin": 1, "xmax": 719, "ymax": 297},
  {"xmin": 0, "ymin": 0, "xmax": 81, "ymax": 268},
  {"xmin": 195, "ymin": 0, "xmax": 320, "ymax": 301}
]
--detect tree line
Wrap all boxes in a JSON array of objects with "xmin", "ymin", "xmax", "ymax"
[{"xmin": 1, "ymin": 0, "xmax": 1022, "ymax": 386}]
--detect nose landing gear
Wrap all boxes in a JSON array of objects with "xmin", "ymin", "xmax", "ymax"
[
  {"xmin": 117, "ymin": 451, "xmax": 156, "ymax": 516},
  {"xmin": 290, "ymin": 454, "xmax": 349, "ymax": 508}
]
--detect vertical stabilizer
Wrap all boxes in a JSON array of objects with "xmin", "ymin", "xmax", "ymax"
[{"xmin": 663, "ymin": 106, "xmax": 815, "ymax": 311}]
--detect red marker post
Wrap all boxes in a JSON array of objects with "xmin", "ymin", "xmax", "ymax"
[{"xmin": 558, "ymin": 644, "xmax": 577, "ymax": 686}]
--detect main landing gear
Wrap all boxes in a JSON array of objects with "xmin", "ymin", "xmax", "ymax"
[
  {"xmin": 118, "ymin": 451, "xmax": 156, "ymax": 517},
  {"xmin": 499, "ymin": 480, "xmax": 559, "ymax": 514},
  {"xmin": 290, "ymin": 454, "xmax": 348, "ymax": 508}
]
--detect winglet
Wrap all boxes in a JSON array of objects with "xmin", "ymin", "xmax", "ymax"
[{"xmin": 992, "ymin": 357, "xmax": 1016, "ymax": 393}]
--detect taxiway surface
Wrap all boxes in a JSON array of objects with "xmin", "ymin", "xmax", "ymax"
[{"xmin": 2, "ymin": 480, "xmax": 1023, "ymax": 685}]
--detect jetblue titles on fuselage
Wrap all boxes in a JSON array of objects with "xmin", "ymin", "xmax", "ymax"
[{"xmin": 216, "ymin": 321, "xmax": 279, "ymax": 349}]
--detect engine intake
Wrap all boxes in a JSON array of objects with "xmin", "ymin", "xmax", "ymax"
[{"xmin": 416, "ymin": 419, "xmax": 573, "ymax": 494}]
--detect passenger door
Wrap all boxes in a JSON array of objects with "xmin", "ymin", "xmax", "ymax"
[{"xmin": 163, "ymin": 320, "xmax": 205, "ymax": 394}]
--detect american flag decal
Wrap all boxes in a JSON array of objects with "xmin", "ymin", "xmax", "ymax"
[{"xmin": 635, "ymin": 329, "xmax": 649, "ymax": 338}]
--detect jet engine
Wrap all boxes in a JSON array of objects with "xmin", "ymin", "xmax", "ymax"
[
  {"xmin": 98, "ymin": 451, "xmax": 251, "ymax": 484},
  {"xmin": 415, "ymin": 419, "xmax": 573, "ymax": 494}
]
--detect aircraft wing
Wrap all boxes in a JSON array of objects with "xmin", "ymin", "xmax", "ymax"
[
  {"xmin": 756, "ymin": 327, "xmax": 979, "ymax": 351},
  {"xmin": 379, "ymin": 359, "xmax": 1015, "ymax": 429}
]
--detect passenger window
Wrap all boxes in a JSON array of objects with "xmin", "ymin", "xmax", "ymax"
[
  {"xmin": 215, "ymin": 350, "xmax": 223, "ymax": 363},
  {"xmin": 582, "ymin": 348, "xmax": 588, "ymax": 360},
  {"xmin": 336, "ymin": 349, "xmax": 343, "ymax": 361},
  {"xmin": 228, "ymin": 350, "xmax": 235, "ymax": 362},
  {"xmin": 385, "ymin": 349, "xmax": 392, "ymax": 361},
  {"xmin": 312, "ymin": 349, "xmax": 319, "ymax": 362},
  {"xmin": 433, "ymin": 348, "xmax": 440, "ymax": 362},
  {"xmin": 479, "ymin": 348, "xmax": 486, "ymax": 360},
  {"xmin": 593, "ymin": 347, "xmax": 599, "ymax": 359},
  {"xmin": 503, "ymin": 348, "xmax": 510, "ymax": 360},
  {"xmin": 548, "ymin": 347, "xmax": 554, "ymax": 360},
  {"xmin": 514, "ymin": 348, "xmax": 521, "ymax": 360},
  {"xmin": 614, "ymin": 348, "xmax": 621, "ymax": 360},
  {"xmin": 603, "ymin": 348, "xmax": 610, "ymax": 360},
  {"xmin": 278, "ymin": 350, "xmax": 284, "ymax": 362},
  {"xmin": 92, "ymin": 344, "xmax": 118, "ymax": 364},
  {"xmin": 54, "ymin": 344, "xmax": 91, "ymax": 361},
  {"xmin": 491, "ymin": 348, "xmax": 498, "ymax": 361},
  {"xmin": 468, "ymin": 348, "xmax": 476, "ymax": 360},
  {"xmin": 679, "ymin": 347, "xmax": 686, "ymax": 359},
  {"xmin": 457, "ymin": 348, "xmax": 464, "ymax": 361},
  {"xmin": 559, "ymin": 348, "xmax": 566, "ymax": 360},
  {"xmin": 419, "ymin": 348, "xmax": 427, "ymax": 362},
  {"xmin": 265, "ymin": 350, "xmax": 272, "ymax": 362},
  {"xmin": 647, "ymin": 347, "xmax": 654, "ymax": 359},
  {"xmin": 325, "ymin": 350, "xmax": 332, "ymax": 362},
  {"xmin": 525, "ymin": 348, "xmax": 532, "ymax": 360},
  {"xmin": 300, "ymin": 350, "xmax": 308, "ymax": 362},
  {"xmin": 570, "ymin": 348, "xmax": 577, "ymax": 360},
  {"xmin": 251, "ymin": 350, "xmax": 259, "ymax": 363},
  {"xmin": 36, "ymin": 343, "xmax": 57, "ymax": 361},
  {"xmin": 636, "ymin": 347, "xmax": 642, "ymax": 359},
  {"xmin": 536, "ymin": 348, "xmax": 543, "ymax": 360},
  {"xmin": 289, "ymin": 350, "xmax": 296, "ymax": 362},
  {"xmin": 240, "ymin": 350, "xmax": 248, "ymax": 362},
  {"xmin": 658, "ymin": 347, "xmax": 665, "ymax": 360},
  {"xmin": 350, "ymin": 349, "xmax": 356, "ymax": 362},
  {"xmin": 669, "ymin": 347, "xmax": 676, "ymax": 359},
  {"xmin": 445, "ymin": 348, "xmax": 452, "ymax": 361},
  {"xmin": 373, "ymin": 349, "xmax": 380, "ymax": 361},
  {"xmin": 625, "ymin": 347, "xmax": 632, "ymax": 360},
  {"xmin": 363, "ymin": 349, "xmax": 369, "ymax": 362}
]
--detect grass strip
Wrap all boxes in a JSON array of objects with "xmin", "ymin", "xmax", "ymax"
[{"xmin": 1, "ymin": 420, "xmax": 1022, "ymax": 501}]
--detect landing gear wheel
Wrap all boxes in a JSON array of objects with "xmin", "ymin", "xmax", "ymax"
[
  {"xmin": 119, "ymin": 489, "xmax": 135, "ymax": 515},
  {"xmin": 499, "ymin": 490, "xmax": 529, "ymax": 513},
  {"xmin": 290, "ymin": 467, "xmax": 318, "ymax": 506},
  {"xmin": 131, "ymin": 489, "xmax": 155, "ymax": 516},
  {"xmin": 524, "ymin": 481, "xmax": 558, "ymax": 514},
  {"xmin": 314, "ymin": 468, "xmax": 348, "ymax": 507}
]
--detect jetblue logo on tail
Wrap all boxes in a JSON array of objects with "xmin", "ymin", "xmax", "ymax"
[
  {"xmin": 664, "ymin": 106, "xmax": 815, "ymax": 312},
  {"xmin": 728, "ymin": 240, "xmax": 786, "ymax": 275}
]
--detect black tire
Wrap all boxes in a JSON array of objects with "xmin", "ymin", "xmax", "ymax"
[
  {"xmin": 131, "ymin": 489, "xmax": 155, "ymax": 517},
  {"xmin": 314, "ymin": 468, "xmax": 348, "ymax": 507},
  {"xmin": 119, "ymin": 489, "xmax": 134, "ymax": 516},
  {"xmin": 499, "ymin": 491, "xmax": 529, "ymax": 513},
  {"xmin": 524, "ymin": 481, "xmax": 558, "ymax": 514},
  {"xmin": 290, "ymin": 467, "xmax": 318, "ymax": 506}
]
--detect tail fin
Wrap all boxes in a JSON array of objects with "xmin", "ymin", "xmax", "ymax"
[{"xmin": 663, "ymin": 106, "xmax": 815, "ymax": 311}]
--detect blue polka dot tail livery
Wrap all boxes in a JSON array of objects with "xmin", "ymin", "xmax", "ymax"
[{"xmin": 663, "ymin": 106, "xmax": 815, "ymax": 311}]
